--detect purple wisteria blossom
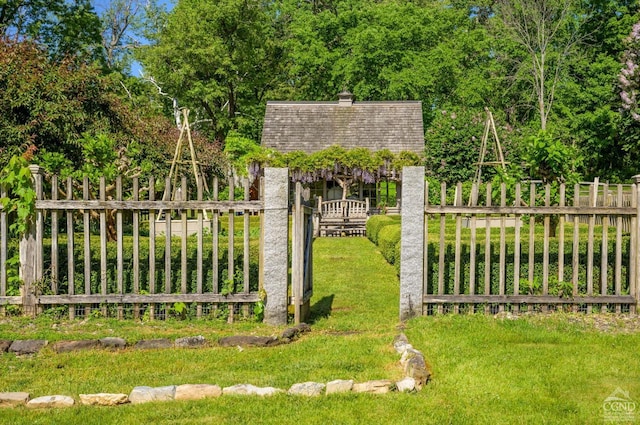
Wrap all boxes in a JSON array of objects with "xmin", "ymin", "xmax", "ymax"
[{"xmin": 620, "ymin": 20, "xmax": 640, "ymax": 121}]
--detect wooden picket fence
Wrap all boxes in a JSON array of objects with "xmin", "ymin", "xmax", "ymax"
[
  {"xmin": 0, "ymin": 167, "xmax": 312, "ymax": 324},
  {"xmin": 418, "ymin": 179, "xmax": 639, "ymax": 315},
  {"xmin": 400, "ymin": 167, "xmax": 640, "ymax": 320}
]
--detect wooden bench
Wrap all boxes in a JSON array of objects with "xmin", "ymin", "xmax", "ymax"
[{"xmin": 316, "ymin": 197, "xmax": 370, "ymax": 236}]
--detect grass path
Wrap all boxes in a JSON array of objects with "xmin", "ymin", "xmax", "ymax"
[{"xmin": 309, "ymin": 236, "xmax": 400, "ymax": 329}]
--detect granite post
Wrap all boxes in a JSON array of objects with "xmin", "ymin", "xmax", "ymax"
[
  {"xmin": 400, "ymin": 166, "xmax": 425, "ymax": 320},
  {"xmin": 263, "ymin": 168, "xmax": 289, "ymax": 325}
]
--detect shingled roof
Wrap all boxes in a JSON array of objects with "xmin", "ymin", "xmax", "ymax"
[{"xmin": 261, "ymin": 92, "xmax": 424, "ymax": 154}]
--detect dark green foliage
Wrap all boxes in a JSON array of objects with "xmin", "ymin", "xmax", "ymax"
[{"xmin": 0, "ymin": 0, "xmax": 102, "ymax": 62}]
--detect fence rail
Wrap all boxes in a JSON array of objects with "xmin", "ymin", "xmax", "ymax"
[
  {"xmin": 0, "ymin": 166, "xmax": 303, "ymax": 324},
  {"xmin": 400, "ymin": 167, "xmax": 640, "ymax": 319}
]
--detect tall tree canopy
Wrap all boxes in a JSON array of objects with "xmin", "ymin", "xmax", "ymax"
[
  {"xmin": 0, "ymin": 37, "xmax": 224, "ymax": 176},
  {"xmin": 137, "ymin": 0, "xmax": 280, "ymax": 143},
  {"xmin": 0, "ymin": 0, "xmax": 102, "ymax": 61},
  {"xmin": 3, "ymin": 0, "xmax": 640, "ymax": 183}
]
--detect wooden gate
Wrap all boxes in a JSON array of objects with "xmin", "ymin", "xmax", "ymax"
[{"xmin": 291, "ymin": 182, "xmax": 314, "ymax": 324}]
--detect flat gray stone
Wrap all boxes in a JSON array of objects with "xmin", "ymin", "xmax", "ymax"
[
  {"xmin": 79, "ymin": 393, "xmax": 129, "ymax": 406},
  {"xmin": 400, "ymin": 348, "xmax": 422, "ymax": 367},
  {"xmin": 280, "ymin": 323, "xmax": 311, "ymax": 341},
  {"xmin": 128, "ymin": 386, "xmax": 176, "ymax": 404},
  {"xmin": 401, "ymin": 349, "xmax": 431, "ymax": 385},
  {"xmin": 218, "ymin": 335, "xmax": 281, "ymax": 348},
  {"xmin": 175, "ymin": 384, "xmax": 222, "ymax": 400},
  {"xmin": 27, "ymin": 395, "xmax": 74, "ymax": 408},
  {"xmin": 0, "ymin": 392, "xmax": 30, "ymax": 407},
  {"xmin": 9, "ymin": 340, "xmax": 47, "ymax": 355},
  {"xmin": 352, "ymin": 380, "xmax": 393, "ymax": 394},
  {"xmin": 99, "ymin": 337, "xmax": 127, "ymax": 349},
  {"xmin": 0, "ymin": 340, "xmax": 12, "ymax": 353},
  {"xmin": 325, "ymin": 379, "xmax": 353, "ymax": 395},
  {"xmin": 288, "ymin": 382, "xmax": 325, "ymax": 397},
  {"xmin": 393, "ymin": 333, "xmax": 412, "ymax": 354},
  {"xmin": 396, "ymin": 377, "xmax": 417, "ymax": 392},
  {"xmin": 222, "ymin": 384, "xmax": 283, "ymax": 396},
  {"xmin": 134, "ymin": 339, "xmax": 172, "ymax": 350},
  {"xmin": 175, "ymin": 336, "xmax": 206, "ymax": 348},
  {"xmin": 52, "ymin": 340, "xmax": 99, "ymax": 353}
]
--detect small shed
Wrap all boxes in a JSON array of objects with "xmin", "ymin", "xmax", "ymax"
[{"xmin": 261, "ymin": 91, "xmax": 424, "ymax": 208}]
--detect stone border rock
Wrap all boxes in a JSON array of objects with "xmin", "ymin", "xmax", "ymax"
[
  {"xmin": 2, "ymin": 323, "xmax": 313, "ymax": 356},
  {"xmin": 0, "ymin": 331, "xmax": 430, "ymax": 409},
  {"xmin": 393, "ymin": 333, "xmax": 431, "ymax": 387}
]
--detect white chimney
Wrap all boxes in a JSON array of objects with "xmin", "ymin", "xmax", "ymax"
[{"xmin": 338, "ymin": 90, "xmax": 354, "ymax": 106}]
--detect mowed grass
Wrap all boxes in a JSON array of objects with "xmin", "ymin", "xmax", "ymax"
[{"xmin": 1, "ymin": 237, "xmax": 640, "ymax": 424}]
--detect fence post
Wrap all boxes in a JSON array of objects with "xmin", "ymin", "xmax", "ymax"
[
  {"xmin": 262, "ymin": 168, "xmax": 289, "ymax": 325},
  {"xmin": 19, "ymin": 165, "xmax": 44, "ymax": 317},
  {"xmin": 400, "ymin": 166, "xmax": 425, "ymax": 320},
  {"xmin": 633, "ymin": 174, "xmax": 640, "ymax": 313}
]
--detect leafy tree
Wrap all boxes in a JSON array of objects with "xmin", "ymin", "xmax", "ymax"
[
  {"xmin": 557, "ymin": 0, "xmax": 640, "ymax": 181},
  {"xmin": 0, "ymin": 37, "xmax": 226, "ymax": 178},
  {"xmin": 223, "ymin": 131, "xmax": 260, "ymax": 175},
  {"xmin": 99, "ymin": 0, "xmax": 167, "ymax": 72},
  {"xmin": 524, "ymin": 131, "xmax": 580, "ymax": 184},
  {"xmin": 619, "ymin": 19, "xmax": 640, "ymax": 120},
  {"xmin": 523, "ymin": 131, "xmax": 581, "ymax": 236},
  {"xmin": 0, "ymin": 38, "xmax": 113, "ymax": 166},
  {"xmin": 494, "ymin": 0, "xmax": 588, "ymax": 131},
  {"xmin": 425, "ymin": 107, "xmax": 521, "ymax": 185},
  {"xmin": 280, "ymin": 0, "xmax": 497, "ymax": 124},
  {"xmin": 138, "ymin": 0, "xmax": 281, "ymax": 144},
  {"xmin": 0, "ymin": 0, "xmax": 102, "ymax": 62}
]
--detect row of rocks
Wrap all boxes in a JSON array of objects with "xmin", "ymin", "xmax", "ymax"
[
  {"xmin": 393, "ymin": 333, "xmax": 431, "ymax": 386},
  {"xmin": 0, "ymin": 375, "xmax": 420, "ymax": 409},
  {"xmin": 0, "ymin": 332, "xmax": 430, "ymax": 409},
  {"xmin": 1, "ymin": 324, "xmax": 312, "ymax": 356}
]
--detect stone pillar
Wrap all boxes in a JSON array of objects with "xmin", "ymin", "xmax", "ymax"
[
  {"xmin": 399, "ymin": 166, "xmax": 425, "ymax": 321},
  {"xmin": 262, "ymin": 168, "xmax": 289, "ymax": 325}
]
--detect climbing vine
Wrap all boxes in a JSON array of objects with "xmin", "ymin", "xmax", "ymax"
[
  {"xmin": 245, "ymin": 145, "xmax": 421, "ymax": 183},
  {"xmin": 0, "ymin": 147, "xmax": 37, "ymax": 294}
]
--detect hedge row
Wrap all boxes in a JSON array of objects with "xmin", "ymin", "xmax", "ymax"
[
  {"xmin": 367, "ymin": 215, "xmax": 402, "ymax": 275},
  {"xmin": 366, "ymin": 215, "xmax": 398, "ymax": 244}
]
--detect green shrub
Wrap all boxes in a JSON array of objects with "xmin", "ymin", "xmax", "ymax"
[
  {"xmin": 366, "ymin": 215, "xmax": 398, "ymax": 244},
  {"xmin": 378, "ymin": 224, "xmax": 401, "ymax": 265}
]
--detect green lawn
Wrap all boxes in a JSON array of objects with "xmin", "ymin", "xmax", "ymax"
[{"xmin": 1, "ymin": 237, "xmax": 639, "ymax": 424}]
